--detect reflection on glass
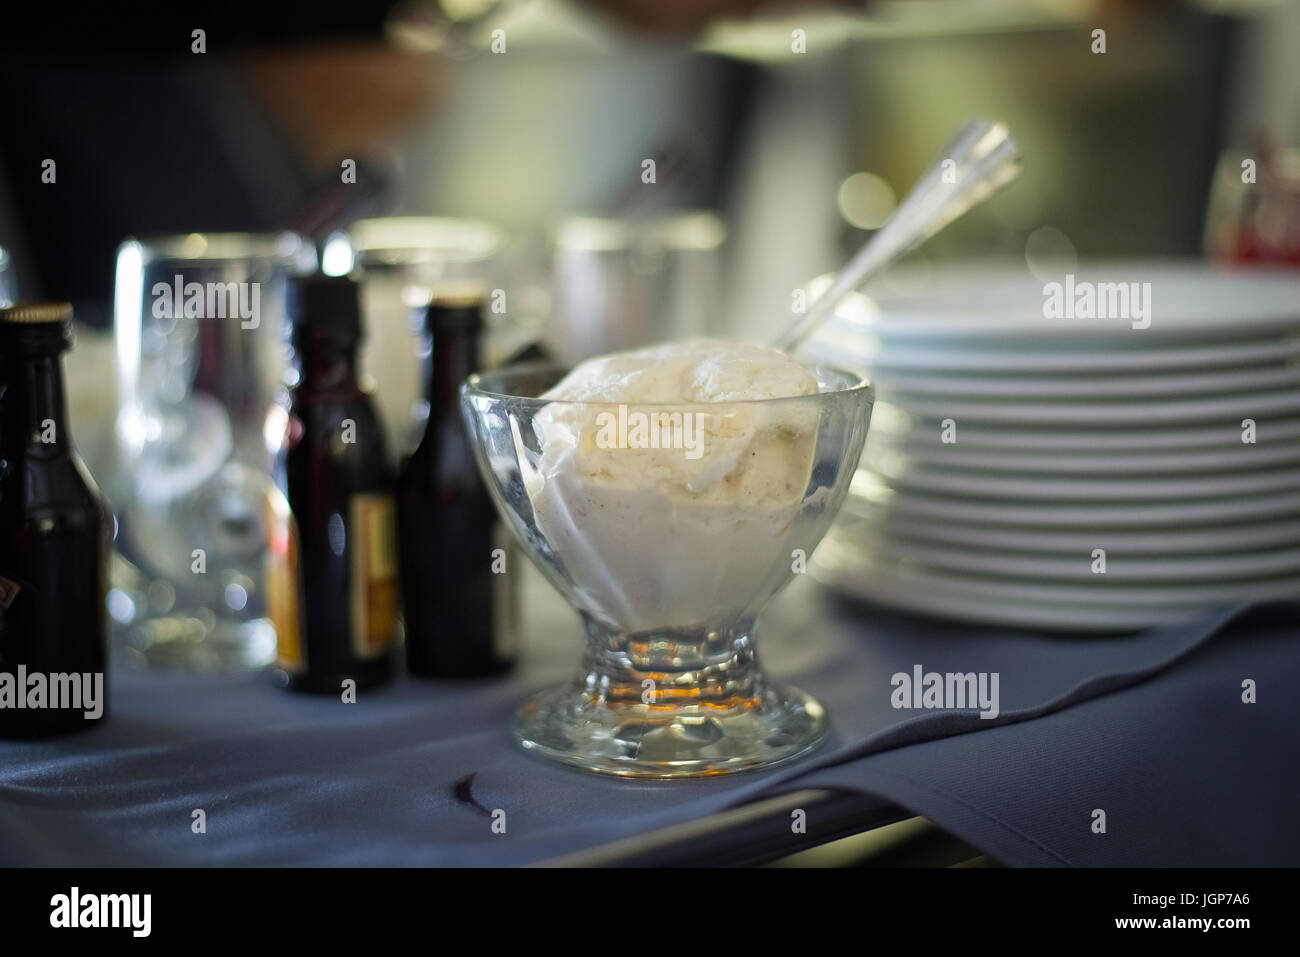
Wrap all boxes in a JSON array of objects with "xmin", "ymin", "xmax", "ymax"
[
  {"xmin": 549, "ymin": 211, "xmax": 725, "ymax": 366},
  {"xmin": 111, "ymin": 232, "xmax": 315, "ymax": 670},
  {"xmin": 0, "ymin": 246, "xmax": 15, "ymax": 306}
]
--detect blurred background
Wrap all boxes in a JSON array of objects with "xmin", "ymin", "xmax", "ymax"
[
  {"xmin": 1, "ymin": 0, "xmax": 1297, "ymax": 654},
  {"xmin": 4, "ymin": 0, "xmax": 1297, "ymax": 452},
  {"xmin": 2, "ymin": 0, "xmax": 1296, "ymax": 330}
]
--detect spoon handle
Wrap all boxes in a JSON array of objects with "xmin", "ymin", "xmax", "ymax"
[{"xmin": 776, "ymin": 118, "xmax": 1022, "ymax": 351}]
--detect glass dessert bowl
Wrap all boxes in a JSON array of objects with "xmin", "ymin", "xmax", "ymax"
[{"xmin": 461, "ymin": 346, "xmax": 872, "ymax": 778}]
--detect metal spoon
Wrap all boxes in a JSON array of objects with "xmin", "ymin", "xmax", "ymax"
[{"xmin": 775, "ymin": 118, "xmax": 1022, "ymax": 351}]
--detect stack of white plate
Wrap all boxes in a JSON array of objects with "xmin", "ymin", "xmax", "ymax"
[{"xmin": 797, "ymin": 261, "xmax": 1300, "ymax": 631}]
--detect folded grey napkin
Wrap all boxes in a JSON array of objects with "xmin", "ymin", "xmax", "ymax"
[{"xmin": 0, "ymin": 575, "xmax": 1292, "ymax": 867}]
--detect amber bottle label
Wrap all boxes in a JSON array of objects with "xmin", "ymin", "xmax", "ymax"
[
  {"xmin": 350, "ymin": 493, "xmax": 398, "ymax": 659},
  {"xmin": 266, "ymin": 489, "xmax": 305, "ymax": 673}
]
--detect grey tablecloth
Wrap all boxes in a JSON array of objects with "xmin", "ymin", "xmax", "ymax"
[{"xmin": 1, "ymin": 568, "xmax": 1295, "ymax": 867}]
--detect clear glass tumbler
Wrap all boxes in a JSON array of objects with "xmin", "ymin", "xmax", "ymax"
[
  {"xmin": 549, "ymin": 211, "xmax": 726, "ymax": 367},
  {"xmin": 341, "ymin": 217, "xmax": 509, "ymax": 455},
  {"xmin": 110, "ymin": 232, "xmax": 315, "ymax": 670}
]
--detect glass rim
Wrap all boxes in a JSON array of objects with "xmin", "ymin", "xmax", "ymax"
[
  {"xmin": 463, "ymin": 358, "xmax": 873, "ymax": 409},
  {"xmin": 346, "ymin": 216, "xmax": 503, "ymax": 264},
  {"xmin": 554, "ymin": 210, "xmax": 726, "ymax": 253},
  {"xmin": 119, "ymin": 231, "xmax": 311, "ymax": 264}
]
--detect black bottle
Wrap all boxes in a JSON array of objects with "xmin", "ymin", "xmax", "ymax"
[
  {"xmin": 0, "ymin": 303, "xmax": 109, "ymax": 737},
  {"xmin": 398, "ymin": 291, "xmax": 516, "ymax": 677},
  {"xmin": 268, "ymin": 276, "xmax": 397, "ymax": 693}
]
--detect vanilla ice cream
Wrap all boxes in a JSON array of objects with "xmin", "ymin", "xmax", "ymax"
[{"xmin": 527, "ymin": 338, "xmax": 828, "ymax": 632}]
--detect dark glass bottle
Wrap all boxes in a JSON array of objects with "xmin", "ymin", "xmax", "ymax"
[
  {"xmin": 398, "ymin": 292, "xmax": 516, "ymax": 678},
  {"xmin": 268, "ymin": 276, "xmax": 397, "ymax": 693},
  {"xmin": 0, "ymin": 303, "xmax": 109, "ymax": 737}
]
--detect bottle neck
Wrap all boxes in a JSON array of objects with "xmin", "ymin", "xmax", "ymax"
[
  {"xmin": 427, "ymin": 327, "xmax": 480, "ymax": 412},
  {"xmin": 295, "ymin": 341, "xmax": 360, "ymax": 395},
  {"xmin": 1, "ymin": 352, "xmax": 69, "ymax": 457}
]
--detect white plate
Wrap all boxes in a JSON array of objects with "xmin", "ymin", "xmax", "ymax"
[
  {"xmin": 864, "ymin": 434, "xmax": 1300, "ymax": 475},
  {"xmin": 867, "ymin": 364, "xmax": 1300, "ymax": 400},
  {"xmin": 815, "ymin": 531, "xmax": 1300, "ymax": 606},
  {"xmin": 810, "ymin": 536, "xmax": 1223, "ymax": 632},
  {"xmin": 868, "ymin": 404, "xmax": 1300, "ymax": 451},
  {"xmin": 842, "ymin": 262, "xmax": 1300, "ymax": 342},
  {"xmin": 845, "ymin": 507, "xmax": 1300, "ymax": 554},
  {"xmin": 862, "ymin": 456, "xmax": 1300, "ymax": 501},
  {"xmin": 800, "ymin": 333, "xmax": 1300, "ymax": 374},
  {"xmin": 883, "ymin": 387, "xmax": 1300, "ymax": 423},
  {"xmin": 848, "ymin": 530, "xmax": 1300, "ymax": 582},
  {"xmin": 848, "ymin": 472, "xmax": 1300, "ymax": 527},
  {"xmin": 881, "ymin": 388, "xmax": 1300, "ymax": 425},
  {"xmin": 811, "ymin": 535, "xmax": 1248, "ymax": 631}
]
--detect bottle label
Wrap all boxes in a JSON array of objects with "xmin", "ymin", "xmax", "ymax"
[
  {"xmin": 266, "ymin": 489, "xmax": 305, "ymax": 673},
  {"xmin": 350, "ymin": 493, "xmax": 398, "ymax": 660}
]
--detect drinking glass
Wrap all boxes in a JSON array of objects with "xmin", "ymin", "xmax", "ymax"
[
  {"xmin": 341, "ymin": 217, "xmax": 509, "ymax": 454},
  {"xmin": 1204, "ymin": 147, "xmax": 1300, "ymax": 266},
  {"xmin": 110, "ymin": 232, "xmax": 315, "ymax": 669},
  {"xmin": 549, "ymin": 211, "xmax": 725, "ymax": 366}
]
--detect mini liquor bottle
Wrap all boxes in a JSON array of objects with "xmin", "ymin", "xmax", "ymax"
[
  {"xmin": 268, "ymin": 275, "xmax": 397, "ymax": 693},
  {"xmin": 398, "ymin": 289, "xmax": 516, "ymax": 677},
  {"xmin": 0, "ymin": 303, "xmax": 110, "ymax": 736}
]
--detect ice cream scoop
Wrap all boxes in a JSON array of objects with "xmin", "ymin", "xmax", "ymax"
[{"xmin": 530, "ymin": 339, "xmax": 828, "ymax": 632}]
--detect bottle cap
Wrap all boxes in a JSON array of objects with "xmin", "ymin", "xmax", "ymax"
[
  {"xmin": 0, "ymin": 302, "xmax": 74, "ymax": 352},
  {"xmin": 423, "ymin": 281, "xmax": 486, "ymax": 334},
  {"xmin": 288, "ymin": 274, "xmax": 361, "ymax": 348},
  {"xmin": 0, "ymin": 302, "xmax": 74, "ymax": 324}
]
